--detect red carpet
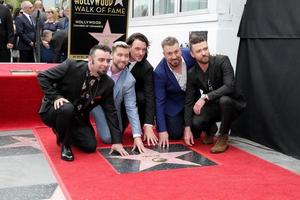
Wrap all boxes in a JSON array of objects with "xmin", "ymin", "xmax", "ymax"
[
  {"xmin": 0, "ymin": 63, "xmax": 55, "ymax": 130},
  {"xmin": 34, "ymin": 127, "xmax": 300, "ymax": 200}
]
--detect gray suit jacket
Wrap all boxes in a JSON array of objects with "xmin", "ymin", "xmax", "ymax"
[{"xmin": 92, "ymin": 68, "xmax": 142, "ymax": 139}]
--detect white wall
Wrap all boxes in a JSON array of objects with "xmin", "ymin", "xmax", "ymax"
[{"xmin": 128, "ymin": 0, "xmax": 246, "ymax": 69}]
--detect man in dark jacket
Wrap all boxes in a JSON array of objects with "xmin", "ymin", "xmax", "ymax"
[
  {"xmin": 0, "ymin": 3, "xmax": 14, "ymax": 62},
  {"xmin": 184, "ymin": 37, "xmax": 246, "ymax": 153},
  {"xmin": 125, "ymin": 33, "xmax": 157, "ymax": 146},
  {"xmin": 37, "ymin": 45, "xmax": 128, "ymax": 161},
  {"xmin": 15, "ymin": 1, "xmax": 35, "ymax": 62}
]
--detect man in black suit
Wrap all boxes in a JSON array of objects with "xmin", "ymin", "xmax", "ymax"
[
  {"xmin": 0, "ymin": 3, "xmax": 14, "ymax": 62},
  {"xmin": 125, "ymin": 33, "xmax": 157, "ymax": 146},
  {"xmin": 184, "ymin": 37, "xmax": 246, "ymax": 153},
  {"xmin": 37, "ymin": 45, "xmax": 128, "ymax": 161},
  {"xmin": 15, "ymin": 1, "xmax": 35, "ymax": 62},
  {"xmin": 50, "ymin": 29, "xmax": 68, "ymax": 63}
]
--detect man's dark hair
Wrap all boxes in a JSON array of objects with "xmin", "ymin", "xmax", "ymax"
[
  {"xmin": 126, "ymin": 32, "xmax": 149, "ymax": 47},
  {"xmin": 189, "ymin": 36, "xmax": 206, "ymax": 50},
  {"xmin": 89, "ymin": 44, "xmax": 111, "ymax": 57}
]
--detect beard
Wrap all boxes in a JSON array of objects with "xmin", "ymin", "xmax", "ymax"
[{"xmin": 198, "ymin": 56, "xmax": 209, "ymax": 64}]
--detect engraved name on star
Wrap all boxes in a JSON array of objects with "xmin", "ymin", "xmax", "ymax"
[
  {"xmin": 0, "ymin": 136, "xmax": 40, "ymax": 150},
  {"xmin": 114, "ymin": 0, "xmax": 123, "ymax": 6},
  {"xmin": 89, "ymin": 20, "xmax": 124, "ymax": 48},
  {"xmin": 109, "ymin": 148, "xmax": 201, "ymax": 171}
]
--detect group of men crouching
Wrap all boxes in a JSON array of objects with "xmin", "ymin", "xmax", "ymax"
[{"xmin": 37, "ymin": 33, "xmax": 246, "ymax": 161}]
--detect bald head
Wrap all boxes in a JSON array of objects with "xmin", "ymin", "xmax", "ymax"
[{"xmin": 21, "ymin": 1, "xmax": 34, "ymax": 15}]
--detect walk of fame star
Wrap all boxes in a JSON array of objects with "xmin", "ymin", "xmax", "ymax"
[
  {"xmin": 89, "ymin": 20, "xmax": 124, "ymax": 47},
  {"xmin": 0, "ymin": 136, "xmax": 40, "ymax": 150},
  {"xmin": 114, "ymin": 0, "xmax": 123, "ymax": 6},
  {"xmin": 99, "ymin": 144, "xmax": 216, "ymax": 173}
]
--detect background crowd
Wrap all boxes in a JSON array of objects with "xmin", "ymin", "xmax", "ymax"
[{"xmin": 0, "ymin": 0, "xmax": 68, "ymax": 63}]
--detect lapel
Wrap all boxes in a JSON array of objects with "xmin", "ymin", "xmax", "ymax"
[
  {"xmin": 22, "ymin": 15, "xmax": 34, "ymax": 29},
  {"xmin": 164, "ymin": 60, "xmax": 182, "ymax": 91}
]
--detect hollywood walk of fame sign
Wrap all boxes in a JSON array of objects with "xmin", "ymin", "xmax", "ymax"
[
  {"xmin": 98, "ymin": 144, "xmax": 217, "ymax": 173},
  {"xmin": 69, "ymin": 0, "xmax": 129, "ymax": 60}
]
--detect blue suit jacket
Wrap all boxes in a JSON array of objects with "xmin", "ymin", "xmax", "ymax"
[
  {"xmin": 154, "ymin": 48, "xmax": 195, "ymax": 132},
  {"xmin": 92, "ymin": 68, "xmax": 142, "ymax": 139}
]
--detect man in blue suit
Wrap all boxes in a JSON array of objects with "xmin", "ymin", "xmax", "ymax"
[
  {"xmin": 91, "ymin": 41, "xmax": 146, "ymax": 154},
  {"xmin": 154, "ymin": 37, "xmax": 195, "ymax": 148},
  {"xmin": 15, "ymin": 1, "xmax": 35, "ymax": 62}
]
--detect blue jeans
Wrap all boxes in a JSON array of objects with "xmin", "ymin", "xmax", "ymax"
[{"xmin": 90, "ymin": 105, "xmax": 112, "ymax": 144}]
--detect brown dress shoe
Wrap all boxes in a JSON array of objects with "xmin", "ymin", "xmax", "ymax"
[
  {"xmin": 202, "ymin": 133, "xmax": 214, "ymax": 144},
  {"xmin": 210, "ymin": 134, "xmax": 229, "ymax": 153},
  {"xmin": 202, "ymin": 123, "xmax": 218, "ymax": 144}
]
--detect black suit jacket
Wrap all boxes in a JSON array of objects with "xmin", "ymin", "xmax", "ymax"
[
  {"xmin": 37, "ymin": 60, "xmax": 122, "ymax": 144},
  {"xmin": 184, "ymin": 55, "xmax": 246, "ymax": 126},
  {"xmin": 130, "ymin": 59, "xmax": 155, "ymax": 125},
  {"xmin": 0, "ymin": 4, "xmax": 14, "ymax": 50},
  {"xmin": 50, "ymin": 30, "xmax": 68, "ymax": 63},
  {"xmin": 15, "ymin": 14, "xmax": 35, "ymax": 50}
]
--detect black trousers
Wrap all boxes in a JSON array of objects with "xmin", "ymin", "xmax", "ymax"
[
  {"xmin": 19, "ymin": 49, "xmax": 34, "ymax": 62},
  {"xmin": 40, "ymin": 103, "xmax": 97, "ymax": 152},
  {"xmin": 191, "ymin": 96, "xmax": 240, "ymax": 136},
  {"xmin": 0, "ymin": 49, "xmax": 11, "ymax": 62}
]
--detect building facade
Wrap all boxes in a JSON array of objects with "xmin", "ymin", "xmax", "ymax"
[{"xmin": 128, "ymin": 0, "xmax": 246, "ymax": 68}]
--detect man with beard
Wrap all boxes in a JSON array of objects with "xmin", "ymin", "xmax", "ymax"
[
  {"xmin": 184, "ymin": 37, "xmax": 246, "ymax": 153},
  {"xmin": 38, "ymin": 45, "xmax": 128, "ymax": 161},
  {"xmin": 125, "ymin": 33, "xmax": 157, "ymax": 146},
  {"xmin": 154, "ymin": 37, "xmax": 195, "ymax": 148},
  {"xmin": 91, "ymin": 41, "xmax": 146, "ymax": 154}
]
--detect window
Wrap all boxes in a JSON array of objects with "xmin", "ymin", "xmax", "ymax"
[
  {"xmin": 153, "ymin": 0, "xmax": 175, "ymax": 15},
  {"xmin": 180, "ymin": 0, "xmax": 208, "ymax": 12},
  {"xmin": 133, "ymin": 0, "xmax": 149, "ymax": 17}
]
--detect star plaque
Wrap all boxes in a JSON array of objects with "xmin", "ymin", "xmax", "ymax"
[{"xmin": 98, "ymin": 144, "xmax": 217, "ymax": 173}]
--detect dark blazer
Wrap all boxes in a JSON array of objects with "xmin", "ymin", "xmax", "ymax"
[
  {"xmin": 130, "ymin": 58, "xmax": 155, "ymax": 125},
  {"xmin": 184, "ymin": 55, "xmax": 246, "ymax": 126},
  {"xmin": 50, "ymin": 30, "xmax": 68, "ymax": 63},
  {"xmin": 37, "ymin": 60, "xmax": 122, "ymax": 144},
  {"xmin": 0, "ymin": 4, "xmax": 14, "ymax": 50},
  {"xmin": 15, "ymin": 14, "xmax": 35, "ymax": 50},
  {"xmin": 154, "ymin": 48, "xmax": 196, "ymax": 132}
]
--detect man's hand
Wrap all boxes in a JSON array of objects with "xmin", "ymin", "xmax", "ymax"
[
  {"xmin": 158, "ymin": 131, "xmax": 169, "ymax": 148},
  {"xmin": 132, "ymin": 136, "xmax": 146, "ymax": 153},
  {"xmin": 184, "ymin": 127, "xmax": 194, "ymax": 146},
  {"xmin": 193, "ymin": 98, "xmax": 205, "ymax": 115},
  {"xmin": 6, "ymin": 43, "xmax": 13, "ymax": 49},
  {"xmin": 143, "ymin": 125, "xmax": 158, "ymax": 146},
  {"xmin": 109, "ymin": 144, "xmax": 129, "ymax": 156},
  {"xmin": 54, "ymin": 98, "xmax": 69, "ymax": 110}
]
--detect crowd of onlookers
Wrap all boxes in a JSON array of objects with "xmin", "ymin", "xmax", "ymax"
[{"xmin": 0, "ymin": 0, "xmax": 68, "ymax": 63}]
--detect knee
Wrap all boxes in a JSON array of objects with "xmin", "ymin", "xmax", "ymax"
[
  {"xmin": 168, "ymin": 128, "xmax": 184, "ymax": 140},
  {"xmin": 192, "ymin": 116, "xmax": 207, "ymax": 131},
  {"xmin": 80, "ymin": 140, "xmax": 97, "ymax": 153},
  {"xmin": 100, "ymin": 134, "xmax": 112, "ymax": 144},
  {"xmin": 57, "ymin": 103, "xmax": 74, "ymax": 116},
  {"xmin": 219, "ymin": 96, "xmax": 232, "ymax": 107}
]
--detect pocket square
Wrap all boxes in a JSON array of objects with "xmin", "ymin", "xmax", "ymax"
[{"xmin": 95, "ymin": 96, "xmax": 102, "ymax": 100}]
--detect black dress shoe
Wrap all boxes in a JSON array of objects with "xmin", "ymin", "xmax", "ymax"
[
  {"xmin": 52, "ymin": 128, "xmax": 60, "ymax": 146},
  {"xmin": 61, "ymin": 145, "xmax": 74, "ymax": 161}
]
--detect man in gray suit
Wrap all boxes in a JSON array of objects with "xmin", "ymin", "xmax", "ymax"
[{"xmin": 91, "ymin": 41, "xmax": 146, "ymax": 154}]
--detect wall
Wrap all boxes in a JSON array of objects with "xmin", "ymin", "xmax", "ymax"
[{"xmin": 128, "ymin": 0, "xmax": 246, "ymax": 69}]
